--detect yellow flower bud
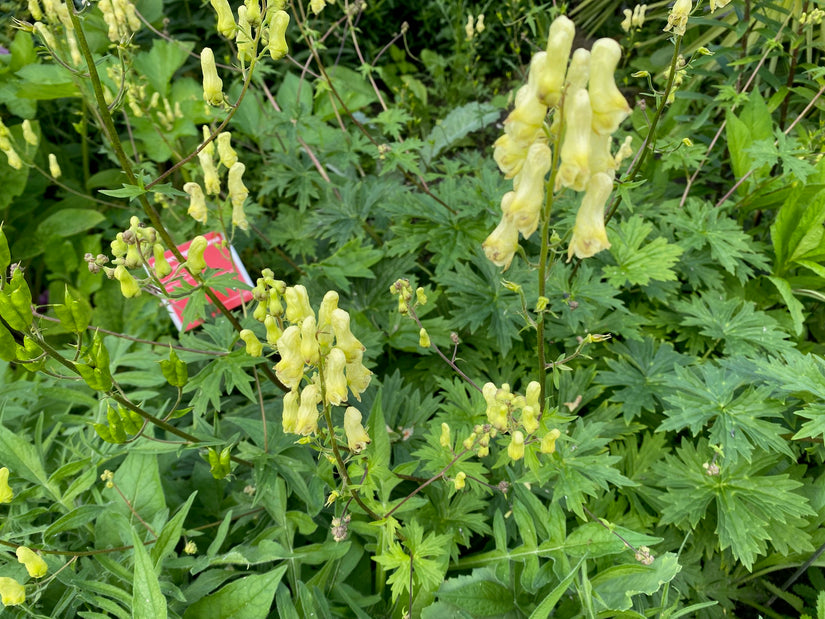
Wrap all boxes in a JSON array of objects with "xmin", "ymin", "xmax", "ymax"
[
  {"xmin": 200, "ymin": 47, "xmax": 224, "ymax": 106},
  {"xmin": 465, "ymin": 14, "xmax": 474, "ymax": 40},
  {"xmin": 275, "ymin": 325, "xmax": 304, "ymax": 389},
  {"xmin": 282, "ymin": 389, "xmax": 299, "ymax": 434},
  {"xmin": 415, "ymin": 287, "xmax": 427, "ymax": 305},
  {"xmin": 114, "ymin": 265, "xmax": 141, "ymax": 298},
  {"xmin": 453, "ymin": 471, "xmax": 466, "ymax": 490},
  {"xmin": 267, "ymin": 10, "xmax": 290, "ymax": 60},
  {"xmin": 21, "ymin": 120, "xmax": 37, "ymax": 146},
  {"xmin": 541, "ymin": 428, "xmax": 561, "ymax": 454},
  {"xmin": 240, "ymin": 329, "xmax": 263, "ymax": 357},
  {"xmin": 216, "ymin": 132, "xmax": 238, "ymax": 168},
  {"xmin": 198, "ymin": 150, "xmax": 221, "ymax": 196},
  {"xmin": 296, "ymin": 383, "xmax": 321, "ymax": 435},
  {"xmin": 589, "ymin": 39, "xmax": 631, "ymax": 136},
  {"xmin": 16, "ymin": 547, "xmax": 47, "ymax": 578},
  {"xmin": 183, "ymin": 540, "xmax": 198, "ymax": 555},
  {"xmin": 201, "ymin": 125, "xmax": 215, "ymax": 156},
  {"xmin": 34, "ymin": 22, "xmax": 57, "ymax": 51},
  {"xmin": 228, "ymin": 162, "xmax": 249, "ymax": 231},
  {"xmin": 264, "ymin": 315, "xmax": 282, "ymax": 345},
  {"xmin": 525, "ymin": 381, "xmax": 540, "ymax": 410},
  {"xmin": 621, "ymin": 9, "xmax": 632, "ymax": 31},
  {"xmin": 48, "ymin": 153, "xmax": 61, "ymax": 178},
  {"xmin": 556, "ymin": 89, "xmax": 592, "ymax": 192},
  {"xmin": 439, "ymin": 422, "xmax": 451, "ymax": 448},
  {"xmin": 244, "ymin": 0, "xmax": 261, "ymax": 26},
  {"xmin": 284, "ymin": 285, "xmax": 314, "ymax": 324},
  {"xmin": 462, "ymin": 432, "xmax": 477, "ymax": 450},
  {"xmin": 632, "ymin": 4, "xmax": 648, "ymax": 28},
  {"xmin": 476, "ymin": 14, "xmax": 485, "ymax": 33},
  {"xmin": 0, "ymin": 577, "xmax": 25, "ymax": 606},
  {"xmin": 185, "ymin": 235, "xmax": 208, "ymax": 275},
  {"xmin": 482, "ymin": 215, "xmax": 519, "ymax": 270},
  {"xmin": 567, "ymin": 172, "xmax": 613, "ymax": 261},
  {"xmin": 300, "ymin": 316, "xmax": 320, "ymax": 365},
  {"xmin": 419, "ymin": 328, "xmax": 431, "ymax": 348},
  {"xmin": 503, "ymin": 142, "xmax": 552, "ymax": 238},
  {"xmin": 331, "ymin": 308, "xmax": 364, "ymax": 362},
  {"xmin": 508, "ymin": 431, "xmax": 525, "ymax": 461},
  {"xmin": 2, "ymin": 147, "xmax": 22, "ymax": 170},
  {"xmin": 0, "ymin": 468, "xmax": 13, "ymax": 503},
  {"xmin": 209, "ymin": 0, "xmax": 236, "ymax": 37},
  {"xmin": 324, "ymin": 347, "xmax": 348, "ymax": 405},
  {"xmin": 532, "ymin": 16, "xmax": 574, "ymax": 107},
  {"xmin": 664, "ymin": 0, "xmax": 691, "ymax": 36},
  {"xmin": 152, "ymin": 244, "xmax": 172, "ymax": 278},
  {"xmin": 344, "ymin": 407, "xmax": 371, "ymax": 453},
  {"xmin": 235, "ymin": 6, "xmax": 256, "ymax": 64},
  {"xmin": 310, "ymin": 0, "xmax": 326, "ymax": 15},
  {"xmin": 183, "ymin": 182, "xmax": 208, "ymax": 224},
  {"xmin": 521, "ymin": 405, "xmax": 539, "ymax": 434}
]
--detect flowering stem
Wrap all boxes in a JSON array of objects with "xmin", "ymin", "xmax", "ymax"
[{"xmin": 606, "ymin": 35, "xmax": 682, "ymax": 224}]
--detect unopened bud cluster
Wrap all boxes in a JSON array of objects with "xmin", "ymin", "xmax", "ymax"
[
  {"xmin": 201, "ymin": 0, "xmax": 290, "ymax": 105},
  {"xmin": 246, "ymin": 270, "xmax": 372, "ymax": 443},
  {"xmin": 184, "ymin": 127, "xmax": 249, "ymax": 230},
  {"xmin": 95, "ymin": 217, "xmax": 173, "ymax": 298},
  {"xmin": 98, "ymin": 0, "xmax": 141, "ymax": 43},
  {"xmin": 484, "ymin": 15, "xmax": 633, "ymax": 270}
]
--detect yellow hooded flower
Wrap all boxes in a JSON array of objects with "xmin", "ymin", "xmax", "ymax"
[
  {"xmin": 588, "ymin": 39, "xmax": 631, "ymax": 136},
  {"xmin": 533, "ymin": 15, "xmax": 575, "ymax": 106},
  {"xmin": 0, "ymin": 468, "xmax": 12, "ymax": 503},
  {"xmin": 200, "ymin": 47, "xmax": 224, "ymax": 106},
  {"xmin": 507, "ymin": 431, "xmax": 525, "ymax": 461},
  {"xmin": 0, "ymin": 577, "xmax": 24, "ymax": 606},
  {"xmin": 274, "ymin": 325, "xmax": 304, "ymax": 389},
  {"xmin": 183, "ymin": 182, "xmax": 208, "ymax": 224},
  {"xmin": 482, "ymin": 216, "xmax": 519, "ymax": 270},
  {"xmin": 503, "ymin": 142, "xmax": 552, "ymax": 238},
  {"xmin": 282, "ymin": 389, "xmax": 300, "ymax": 434},
  {"xmin": 343, "ymin": 407, "xmax": 371, "ymax": 453},
  {"xmin": 323, "ymin": 347, "xmax": 348, "ymax": 405},
  {"xmin": 664, "ymin": 0, "xmax": 691, "ymax": 37},
  {"xmin": 16, "ymin": 547, "xmax": 47, "ymax": 578},
  {"xmin": 556, "ymin": 89, "xmax": 592, "ymax": 192},
  {"xmin": 295, "ymin": 383, "xmax": 321, "ymax": 436},
  {"xmin": 567, "ymin": 172, "xmax": 613, "ymax": 261}
]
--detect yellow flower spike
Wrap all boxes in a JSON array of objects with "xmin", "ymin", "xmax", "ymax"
[
  {"xmin": 323, "ymin": 347, "xmax": 348, "ymax": 405},
  {"xmin": 521, "ymin": 405, "xmax": 539, "ymax": 434},
  {"xmin": 281, "ymin": 389, "xmax": 300, "ymax": 434},
  {"xmin": 274, "ymin": 325, "xmax": 304, "ymax": 389},
  {"xmin": 284, "ymin": 285, "xmax": 314, "ymax": 324},
  {"xmin": 345, "ymin": 349, "xmax": 372, "ymax": 401},
  {"xmin": 482, "ymin": 215, "xmax": 519, "ymax": 270},
  {"xmin": 0, "ymin": 577, "xmax": 25, "ymax": 606},
  {"xmin": 16, "ymin": 547, "xmax": 47, "ymax": 578},
  {"xmin": 185, "ymin": 235, "xmax": 209, "ymax": 275},
  {"xmin": 0, "ymin": 468, "xmax": 13, "ymax": 503},
  {"xmin": 556, "ymin": 89, "xmax": 592, "ymax": 192},
  {"xmin": 541, "ymin": 428, "xmax": 562, "ymax": 454},
  {"xmin": 331, "ymin": 308, "xmax": 365, "ymax": 362},
  {"xmin": 453, "ymin": 471, "xmax": 466, "ymax": 490},
  {"xmin": 295, "ymin": 383, "xmax": 321, "ymax": 436},
  {"xmin": 228, "ymin": 162, "xmax": 249, "ymax": 231},
  {"xmin": 567, "ymin": 172, "xmax": 614, "ymax": 261},
  {"xmin": 439, "ymin": 423, "xmax": 451, "ymax": 448},
  {"xmin": 183, "ymin": 182, "xmax": 208, "ymax": 224},
  {"xmin": 504, "ymin": 141, "xmax": 552, "ymax": 239},
  {"xmin": 239, "ymin": 329, "xmax": 263, "ymax": 357},
  {"xmin": 209, "ymin": 0, "xmax": 236, "ymax": 37},
  {"xmin": 525, "ymin": 381, "xmax": 541, "ymax": 410},
  {"xmin": 533, "ymin": 15, "xmax": 575, "ymax": 107},
  {"xmin": 267, "ymin": 10, "xmax": 290, "ymax": 60},
  {"xmin": 152, "ymin": 244, "xmax": 172, "ymax": 278},
  {"xmin": 21, "ymin": 120, "xmax": 37, "ymax": 146},
  {"xmin": 589, "ymin": 39, "xmax": 631, "ymax": 136},
  {"xmin": 113, "ymin": 265, "xmax": 141, "ymax": 298},
  {"xmin": 508, "ymin": 431, "xmax": 525, "ymax": 461},
  {"xmin": 216, "ymin": 132, "xmax": 238, "ymax": 169},
  {"xmin": 197, "ymin": 149, "xmax": 221, "ymax": 195},
  {"xmin": 200, "ymin": 47, "xmax": 224, "ymax": 106},
  {"xmin": 48, "ymin": 153, "xmax": 61, "ymax": 179},
  {"xmin": 264, "ymin": 315, "xmax": 282, "ymax": 345},
  {"xmin": 664, "ymin": 0, "xmax": 691, "ymax": 36},
  {"xmin": 300, "ymin": 316, "xmax": 320, "ymax": 365},
  {"xmin": 344, "ymin": 407, "xmax": 371, "ymax": 453}
]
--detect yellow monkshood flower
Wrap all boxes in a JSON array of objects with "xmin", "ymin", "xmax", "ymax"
[
  {"xmin": 0, "ymin": 577, "xmax": 24, "ymax": 606},
  {"xmin": 200, "ymin": 47, "xmax": 224, "ymax": 106},
  {"xmin": 567, "ymin": 172, "xmax": 614, "ymax": 261},
  {"xmin": 16, "ymin": 547, "xmax": 47, "ymax": 578},
  {"xmin": 664, "ymin": 0, "xmax": 692, "ymax": 37},
  {"xmin": 0, "ymin": 468, "xmax": 12, "ymax": 503},
  {"xmin": 589, "ymin": 39, "xmax": 631, "ymax": 136},
  {"xmin": 534, "ymin": 15, "xmax": 575, "ymax": 107},
  {"xmin": 343, "ymin": 407, "xmax": 371, "ymax": 453}
]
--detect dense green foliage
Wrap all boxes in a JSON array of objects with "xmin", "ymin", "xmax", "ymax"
[{"xmin": 2, "ymin": 0, "xmax": 825, "ymax": 616}]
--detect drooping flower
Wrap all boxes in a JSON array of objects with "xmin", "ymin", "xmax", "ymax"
[
  {"xmin": 566, "ymin": 172, "xmax": 614, "ymax": 261},
  {"xmin": 556, "ymin": 89, "xmax": 592, "ymax": 192},
  {"xmin": 183, "ymin": 182, "xmax": 208, "ymax": 224},
  {"xmin": 200, "ymin": 47, "xmax": 224, "ymax": 106},
  {"xmin": 16, "ymin": 547, "xmax": 47, "ymax": 578},
  {"xmin": 482, "ymin": 216, "xmax": 519, "ymax": 270},
  {"xmin": 588, "ymin": 39, "xmax": 631, "ymax": 136},
  {"xmin": 664, "ymin": 0, "xmax": 692, "ymax": 37},
  {"xmin": 0, "ymin": 577, "xmax": 25, "ymax": 606},
  {"xmin": 507, "ymin": 431, "xmax": 525, "ymax": 461},
  {"xmin": 343, "ymin": 407, "xmax": 371, "ymax": 453},
  {"xmin": 323, "ymin": 347, "xmax": 348, "ymax": 405}
]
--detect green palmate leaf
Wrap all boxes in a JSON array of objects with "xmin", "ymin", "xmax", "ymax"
[
  {"xmin": 132, "ymin": 39, "xmax": 194, "ymax": 96},
  {"xmin": 131, "ymin": 528, "xmax": 167, "ymax": 619},
  {"xmin": 182, "ymin": 566, "xmax": 287, "ymax": 619},
  {"xmin": 660, "ymin": 363, "xmax": 793, "ymax": 462},
  {"xmin": 590, "ymin": 553, "xmax": 681, "ymax": 612},
  {"xmin": 303, "ymin": 238, "xmax": 384, "ymax": 292},
  {"xmin": 596, "ymin": 337, "xmax": 691, "ymax": 421},
  {"xmin": 674, "ymin": 293, "xmax": 793, "ymax": 356},
  {"xmin": 658, "ymin": 439, "xmax": 814, "ymax": 570},
  {"xmin": 604, "ymin": 216, "xmax": 683, "ymax": 287}
]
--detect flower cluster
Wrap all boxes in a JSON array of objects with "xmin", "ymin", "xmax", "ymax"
[
  {"xmin": 245, "ymin": 270, "xmax": 372, "ymax": 440},
  {"xmin": 98, "ymin": 0, "xmax": 141, "ymax": 43},
  {"xmin": 87, "ymin": 216, "xmax": 174, "ymax": 298},
  {"xmin": 23, "ymin": 0, "xmax": 84, "ymax": 66},
  {"xmin": 184, "ymin": 127, "xmax": 249, "ymax": 230},
  {"xmin": 483, "ymin": 15, "xmax": 633, "ymax": 269},
  {"xmin": 621, "ymin": 4, "xmax": 647, "ymax": 32}
]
